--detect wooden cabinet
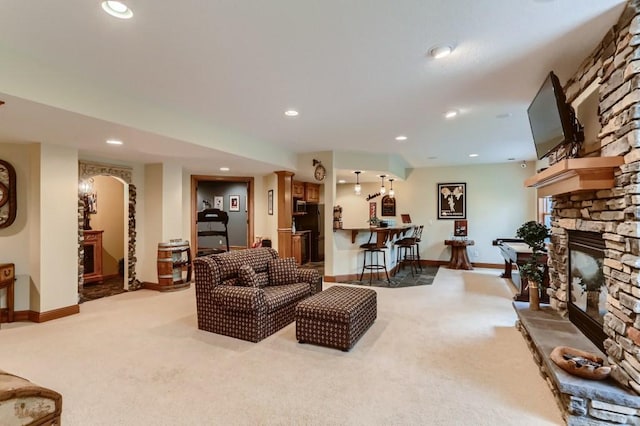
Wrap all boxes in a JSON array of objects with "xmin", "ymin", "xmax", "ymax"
[
  {"xmin": 292, "ymin": 180, "xmax": 305, "ymax": 199},
  {"xmin": 292, "ymin": 234, "xmax": 302, "ymax": 265},
  {"xmin": 304, "ymin": 183, "xmax": 320, "ymax": 203},
  {"xmin": 0, "ymin": 263, "xmax": 15, "ymax": 323},
  {"xmin": 82, "ymin": 230, "xmax": 104, "ymax": 284},
  {"xmin": 291, "ymin": 231, "xmax": 311, "ymax": 265},
  {"xmin": 293, "ymin": 181, "xmax": 320, "ymax": 202}
]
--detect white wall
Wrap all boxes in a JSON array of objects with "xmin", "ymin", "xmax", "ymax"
[
  {"xmin": 162, "ymin": 162, "xmax": 183, "ymax": 240},
  {"xmin": 333, "ymin": 162, "xmax": 537, "ymax": 275},
  {"xmin": 0, "ymin": 143, "xmax": 32, "ymax": 311},
  {"xmin": 37, "ymin": 144, "xmax": 79, "ymax": 311},
  {"xmin": 142, "ymin": 164, "xmax": 163, "ymax": 282}
]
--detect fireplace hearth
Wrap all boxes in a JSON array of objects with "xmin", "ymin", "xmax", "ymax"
[{"xmin": 567, "ymin": 230, "xmax": 606, "ymax": 352}]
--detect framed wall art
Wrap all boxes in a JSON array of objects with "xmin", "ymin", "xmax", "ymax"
[
  {"xmin": 0, "ymin": 159, "xmax": 17, "ymax": 228},
  {"xmin": 438, "ymin": 183, "xmax": 466, "ymax": 219},
  {"xmin": 229, "ymin": 195, "xmax": 240, "ymax": 212},
  {"xmin": 369, "ymin": 202, "xmax": 377, "ymax": 222},
  {"xmin": 268, "ymin": 190, "xmax": 274, "ymax": 215},
  {"xmin": 381, "ymin": 195, "xmax": 396, "ymax": 217},
  {"xmin": 213, "ymin": 196, "xmax": 223, "ymax": 210}
]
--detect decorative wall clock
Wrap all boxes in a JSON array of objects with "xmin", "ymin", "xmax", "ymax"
[
  {"xmin": 0, "ymin": 159, "xmax": 17, "ymax": 228},
  {"xmin": 313, "ymin": 159, "xmax": 326, "ymax": 182}
]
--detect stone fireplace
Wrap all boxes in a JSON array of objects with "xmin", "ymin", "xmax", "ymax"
[
  {"xmin": 513, "ymin": 2, "xmax": 640, "ymax": 423},
  {"xmin": 544, "ymin": 0, "xmax": 640, "ymax": 397}
]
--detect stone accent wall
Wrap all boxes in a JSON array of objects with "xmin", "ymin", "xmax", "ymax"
[{"xmin": 546, "ymin": 1, "xmax": 640, "ymax": 395}]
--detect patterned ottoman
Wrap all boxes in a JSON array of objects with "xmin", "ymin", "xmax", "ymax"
[{"xmin": 295, "ymin": 285, "xmax": 377, "ymax": 351}]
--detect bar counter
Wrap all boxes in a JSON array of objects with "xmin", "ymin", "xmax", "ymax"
[{"xmin": 339, "ymin": 225, "xmax": 414, "ymax": 247}]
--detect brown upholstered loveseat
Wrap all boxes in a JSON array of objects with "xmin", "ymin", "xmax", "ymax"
[{"xmin": 193, "ymin": 247, "xmax": 321, "ymax": 342}]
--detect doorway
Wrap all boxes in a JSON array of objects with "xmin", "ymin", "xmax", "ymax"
[
  {"xmin": 191, "ymin": 175, "xmax": 254, "ymax": 256},
  {"xmin": 78, "ymin": 161, "xmax": 138, "ymax": 302}
]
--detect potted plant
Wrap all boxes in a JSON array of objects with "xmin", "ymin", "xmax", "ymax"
[{"xmin": 516, "ymin": 220, "xmax": 550, "ymax": 310}]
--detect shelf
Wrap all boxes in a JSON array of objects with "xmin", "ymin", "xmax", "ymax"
[{"xmin": 524, "ymin": 156, "xmax": 624, "ymax": 197}]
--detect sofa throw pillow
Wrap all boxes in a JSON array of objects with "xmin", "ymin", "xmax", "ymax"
[
  {"xmin": 238, "ymin": 264, "xmax": 260, "ymax": 288},
  {"xmin": 268, "ymin": 258, "xmax": 298, "ymax": 286}
]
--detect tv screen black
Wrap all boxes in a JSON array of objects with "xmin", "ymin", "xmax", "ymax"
[{"xmin": 527, "ymin": 71, "xmax": 577, "ymax": 160}]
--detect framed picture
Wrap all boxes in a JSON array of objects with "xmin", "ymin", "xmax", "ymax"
[
  {"xmin": 229, "ymin": 195, "xmax": 240, "ymax": 212},
  {"xmin": 369, "ymin": 202, "xmax": 376, "ymax": 222},
  {"xmin": 438, "ymin": 183, "xmax": 466, "ymax": 219},
  {"xmin": 267, "ymin": 190, "xmax": 274, "ymax": 215},
  {"xmin": 454, "ymin": 219, "xmax": 468, "ymax": 237},
  {"xmin": 86, "ymin": 193, "xmax": 98, "ymax": 214},
  {"xmin": 381, "ymin": 195, "xmax": 396, "ymax": 216},
  {"xmin": 213, "ymin": 196, "xmax": 223, "ymax": 210}
]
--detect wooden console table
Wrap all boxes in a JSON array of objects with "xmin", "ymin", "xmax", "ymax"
[
  {"xmin": 0, "ymin": 263, "xmax": 15, "ymax": 323},
  {"xmin": 445, "ymin": 239, "xmax": 474, "ymax": 270}
]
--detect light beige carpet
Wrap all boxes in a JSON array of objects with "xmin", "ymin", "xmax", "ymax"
[{"xmin": 0, "ymin": 268, "xmax": 563, "ymax": 425}]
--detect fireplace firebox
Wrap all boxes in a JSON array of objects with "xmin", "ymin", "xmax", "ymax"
[{"xmin": 567, "ymin": 230, "xmax": 606, "ymax": 352}]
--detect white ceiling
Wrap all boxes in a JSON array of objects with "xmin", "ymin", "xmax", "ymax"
[{"xmin": 0, "ymin": 0, "xmax": 628, "ymax": 179}]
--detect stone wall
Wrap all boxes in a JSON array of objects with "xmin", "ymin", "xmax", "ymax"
[{"xmin": 546, "ymin": 1, "xmax": 640, "ymax": 395}]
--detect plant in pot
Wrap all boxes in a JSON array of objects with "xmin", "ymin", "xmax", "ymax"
[{"xmin": 516, "ymin": 220, "xmax": 550, "ymax": 311}]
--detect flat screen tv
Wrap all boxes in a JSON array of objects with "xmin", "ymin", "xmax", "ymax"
[{"xmin": 527, "ymin": 71, "xmax": 583, "ymax": 160}]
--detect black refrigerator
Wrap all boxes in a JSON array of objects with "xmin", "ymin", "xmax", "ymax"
[{"xmin": 296, "ymin": 203, "xmax": 324, "ymax": 262}]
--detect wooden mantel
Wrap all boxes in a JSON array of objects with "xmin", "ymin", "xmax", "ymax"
[{"xmin": 524, "ymin": 156, "xmax": 624, "ymax": 197}]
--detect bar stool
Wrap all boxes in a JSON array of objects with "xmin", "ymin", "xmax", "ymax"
[
  {"xmin": 359, "ymin": 232, "xmax": 391, "ymax": 285},
  {"xmin": 395, "ymin": 225, "xmax": 423, "ymax": 276}
]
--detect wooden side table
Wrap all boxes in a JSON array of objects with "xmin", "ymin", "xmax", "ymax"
[
  {"xmin": 0, "ymin": 263, "xmax": 15, "ymax": 323},
  {"xmin": 444, "ymin": 240, "xmax": 475, "ymax": 270}
]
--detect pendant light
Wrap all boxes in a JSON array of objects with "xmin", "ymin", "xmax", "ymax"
[
  {"xmin": 389, "ymin": 178, "xmax": 395, "ymax": 198},
  {"xmin": 380, "ymin": 175, "xmax": 386, "ymax": 195},
  {"xmin": 354, "ymin": 171, "xmax": 362, "ymax": 195}
]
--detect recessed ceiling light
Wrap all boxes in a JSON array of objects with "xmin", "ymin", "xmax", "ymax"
[
  {"xmin": 106, "ymin": 139, "xmax": 123, "ymax": 145},
  {"xmin": 101, "ymin": 1, "xmax": 133, "ymax": 19},
  {"xmin": 395, "ymin": 135, "xmax": 408, "ymax": 142},
  {"xmin": 338, "ymin": 179, "xmax": 346, "ymax": 184},
  {"xmin": 428, "ymin": 44, "xmax": 454, "ymax": 59},
  {"xmin": 469, "ymin": 153, "xmax": 479, "ymax": 158},
  {"xmin": 284, "ymin": 110, "xmax": 299, "ymax": 117},
  {"xmin": 444, "ymin": 110, "xmax": 458, "ymax": 119},
  {"xmin": 220, "ymin": 167, "xmax": 230, "ymax": 172}
]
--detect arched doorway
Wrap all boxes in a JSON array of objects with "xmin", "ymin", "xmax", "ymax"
[{"xmin": 78, "ymin": 161, "xmax": 139, "ymax": 301}]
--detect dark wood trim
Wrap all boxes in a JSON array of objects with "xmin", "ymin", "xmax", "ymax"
[
  {"xmin": 471, "ymin": 262, "xmax": 505, "ymax": 269},
  {"xmin": 141, "ymin": 281, "xmax": 191, "ymax": 292},
  {"xmin": 28, "ymin": 305, "xmax": 80, "ymax": 323},
  {"xmin": 190, "ymin": 175, "xmax": 254, "ymax": 259},
  {"xmin": 7, "ymin": 310, "xmax": 30, "ymax": 322}
]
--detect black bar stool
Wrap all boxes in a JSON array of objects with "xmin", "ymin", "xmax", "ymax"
[
  {"xmin": 395, "ymin": 225, "xmax": 423, "ymax": 276},
  {"xmin": 359, "ymin": 232, "xmax": 390, "ymax": 285}
]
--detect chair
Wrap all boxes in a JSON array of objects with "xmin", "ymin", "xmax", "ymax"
[
  {"xmin": 395, "ymin": 225, "xmax": 423, "ymax": 276},
  {"xmin": 197, "ymin": 208, "xmax": 230, "ymax": 256},
  {"xmin": 359, "ymin": 231, "xmax": 391, "ymax": 285}
]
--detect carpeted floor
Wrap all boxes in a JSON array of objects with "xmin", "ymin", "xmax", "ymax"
[
  {"xmin": 0, "ymin": 268, "xmax": 562, "ymax": 425},
  {"xmin": 346, "ymin": 265, "xmax": 438, "ymax": 288}
]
